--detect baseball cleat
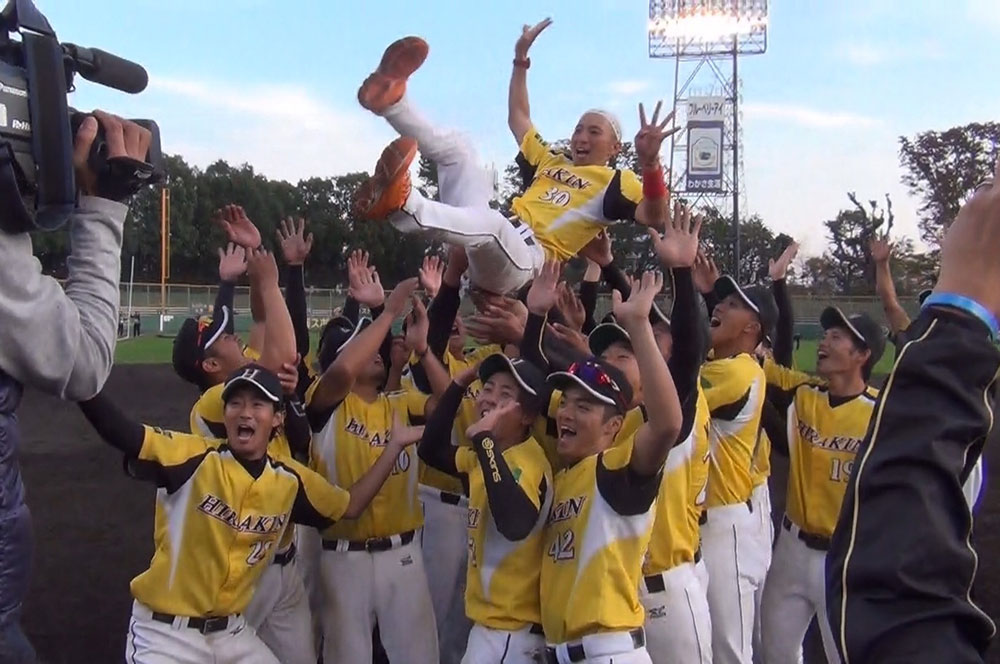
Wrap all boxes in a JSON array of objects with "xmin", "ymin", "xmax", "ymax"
[
  {"xmin": 353, "ymin": 136, "xmax": 417, "ymax": 220},
  {"xmin": 358, "ymin": 36, "xmax": 429, "ymax": 113}
]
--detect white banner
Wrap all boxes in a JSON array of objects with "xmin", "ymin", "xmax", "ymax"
[{"xmin": 685, "ymin": 96, "xmax": 727, "ymax": 193}]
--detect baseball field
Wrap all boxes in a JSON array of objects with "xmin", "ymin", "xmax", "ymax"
[{"xmin": 16, "ymin": 342, "xmax": 1000, "ymax": 663}]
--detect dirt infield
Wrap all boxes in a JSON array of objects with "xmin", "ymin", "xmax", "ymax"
[{"xmin": 16, "ymin": 364, "xmax": 1000, "ymax": 663}]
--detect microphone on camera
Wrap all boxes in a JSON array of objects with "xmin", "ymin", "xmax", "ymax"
[{"xmin": 62, "ymin": 44, "xmax": 148, "ymax": 94}]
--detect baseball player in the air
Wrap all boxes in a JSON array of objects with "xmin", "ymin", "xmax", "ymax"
[
  {"xmin": 417, "ymin": 353, "xmax": 552, "ymax": 663},
  {"xmin": 698, "ymin": 275, "xmax": 777, "ymax": 664},
  {"xmin": 78, "ymin": 352, "xmax": 421, "ymax": 663},
  {"xmin": 305, "ymin": 277, "xmax": 447, "ymax": 663},
  {"xmin": 351, "ymin": 21, "xmax": 675, "ymax": 297},
  {"xmin": 540, "ymin": 271, "xmax": 686, "ymax": 664}
]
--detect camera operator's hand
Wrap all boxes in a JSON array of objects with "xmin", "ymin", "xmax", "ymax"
[{"xmin": 73, "ymin": 110, "xmax": 152, "ymax": 199}]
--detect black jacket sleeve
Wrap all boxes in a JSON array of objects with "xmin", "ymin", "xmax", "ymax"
[
  {"xmin": 761, "ymin": 398, "xmax": 789, "ymax": 457},
  {"xmin": 416, "ymin": 381, "xmax": 464, "ymax": 477},
  {"xmin": 470, "ymin": 432, "xmax": 545, "ymax": 541},
  {"xmin": 428, "ymin": 282, "xmax": 462, "ymax": 359},
  {"xmin": 78, "ymin": 391, "xmax": 145, "ymax": 456},
  {"xmin": 284, "ymin": 265, "xmax": 310, "ymax": 359},
  {"xmin": 520, "ymin": 312, "xmax": 551, "ymax": 373},
  {"xmin": 702, "ymin": 289, "xmax": 719, "ymax": 321},
  {"xmin": 667, "ymin": 268, "xmax": 707, "ymax": 446},
  {"xmin": 580, "ymin": 280, "xmax": 599, "ymax": 334},
  {"xmin": 772, "ymin": 279, "xmax": 794, "ymax": 368},
  {"xmin": 283, "ymin": 396, "xmax": 311, "ymax": 464},
  {"xmin": 601, "ymin": 262, "xmax": 632, "ymax": 300},
  {"xmin": 343, "ymin": 296, "xmax": 360, "ymax": 324},
  {"xmin": 215, "ymin": 280, "xmax": 236, "ymax": 331}
]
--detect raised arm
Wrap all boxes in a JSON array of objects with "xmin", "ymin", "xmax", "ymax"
[
  {"xmin": 632, "ymin": 101, "xmax": 678, "ymax": 230},
  {"xmin": 78, "ymin": 389, "xmax": 146, "ymax": 456},
  {"xmin": 246, "ymin": 249, "xmax": 297, "ymax": 373},
  {"xmin": 214, "ymin": 205, "xmax": 267, "ymax": 353},
  {"xmin": 277, "ymin": 217, "xmax": 315, "ymax": 359},
  {"xmin": 343, "ymin": 416, "xmax": 424, "ymax": 518},
  {"xmin": 870, "ymin": 236, "xmax": 912, "ymax": 336},
  {"xmin": 308, "ymin": 279, "xmax": 418, "ymax": 413},
  {"xmin": 427, "ymin": 247, "xmax": 467, "ymax": 358},
  {"xmin": 0, "ymin": 113, "xmax": 152, "ymax": 400},
  {"xmin": 580, "ymin": 260, "xmax": 600, "ymax": 333},
  {"xmin": 768, "ymin": 241, "xmax": 800, "ymax": 367},
  {"xmin": 405, "ymin": 296, "xmax": 451, "ymax": 397},
  {"xmin": 508, "ymin": 18, "xmax": 551, "ymax": 144},
  {"xmin": 417, "ymin": 379, "xmax": 469, "ymax": 476}
]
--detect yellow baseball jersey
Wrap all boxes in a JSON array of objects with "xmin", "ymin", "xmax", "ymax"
[
  {"xmin": 644, "ymin": 388, "xmax": 711, "ymax": 575},
  {"xmin": 129, "ymin": 426, "xmax": 349, "ymax": 617},
  {"xmin": 540, "ymin": 435, "xmax": 658, "ymax": 643},
  {"xmin": 700, "ymin": 354, "xmax": 766, "ymax": 507},
  {"xmin": 534, "ymin": 390, "xmax": 645, "ymax": 471},
  {"xmin": 419, "ymin": 345, "xmax": 502, "ymax": 496},
  {"xmin": 751, "ymin": 430, "xmax": 772, "ymax": 488},
  {"xmin": 455, "ymin": 438, "xmax": 552, "ymax": 631},
  {"xmin": 513, "ymin": 126, "xmax": 643, "ymax": 261},
  {"xmin": 764, "ymin": 360, "xmax": 879, "ymax": 538},
  {"xmin": 310, "ymin": 389, "xmax": 428, "ymax": 540}
]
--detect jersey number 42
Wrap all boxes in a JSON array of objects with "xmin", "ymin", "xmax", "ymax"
[{"xmin": 547, "ymin": 530, "xmax": 576, "ymax": 562}]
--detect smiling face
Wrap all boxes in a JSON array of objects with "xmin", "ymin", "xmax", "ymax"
[
  {"xmin": 448, "ymin": 318, "xmax": 466, "ymax": 358},
  {"xmin": 223, "ymin": 385, "xmax": 283, "ymax": 460},
  {"xmin": 202, "ymin": 333, "xmax": 249, "ymax": 386},
  {"xmin": 570, "ymin": 112, "xmax": 621, "ymax": 167},
  {"xmin": 816, "ymin": 326, "xmax": 870, "ymax": 380},
  {"xmin": 360, "ymin": 352, "xmax": 387, "ymax": 384},
  {"xmin": 555, "ymin": 386, "xmax": 623, "ymax": 464},
  {"xmin": 599, "ymin": 341, "xmax": 640, "ymax": 407},
  {"xmin": 475, "ymin": 371, "xmax": 533, "ymax": 443},
  {"xmin": 709, "ymin": 295, "xmax": 760, "ymax": 350}
]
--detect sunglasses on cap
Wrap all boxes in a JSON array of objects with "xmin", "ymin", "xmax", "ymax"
[{"xmin": 567, "ymin": 361, "xmax": 624, "ymax": 395}]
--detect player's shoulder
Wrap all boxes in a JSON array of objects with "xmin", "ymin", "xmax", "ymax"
[
  {"xmin": 862, "ymin": 385, "xmax": 880, "ymax": 401},
  {"xmin": 702, "ymin": 352, "xmax": 763, "ymax": 377}
]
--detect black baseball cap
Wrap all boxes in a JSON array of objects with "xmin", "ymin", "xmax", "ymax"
[
  {"xmin": 650, "ymin": 301, "xmax": 672, "ymax": 329},
  {"xmin": 317, "ymin": 316, "xmax": 371, "ymax": 372},
  {"xmin": 588, "ymin": 322, "xmax": 631, "ymax": 356},
  {"xmin": 547, "ymin": 357, "xmax": 632, "ymax": 415},
  {"xmin": 713, "ymin": 276, "xmax": 779, "ymax": 343},
  {"xmin": 221, "ymin": 363, "xmax": 283, "ymax": 405},
  {"xmin": 172, "ymin": 307, "xmax": 234, "ymax": 386},
  {"xmin": 820, "ymin": 307, "xmax": 886, "ymax": 366},
  {"xmin": 478, "ymin": 354, "xmax": 547, "ymax": 410}
]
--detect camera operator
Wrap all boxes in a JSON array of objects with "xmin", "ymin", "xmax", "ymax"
[{"xmin": 0, "ymin": 110, "xmax": 152, "ymax": 664}]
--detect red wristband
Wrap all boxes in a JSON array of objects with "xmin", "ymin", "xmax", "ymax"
[
  {"xmin": 642, "ymin": 166, "xmax": 668, "ymax": 200},
  {"xmin": 513, "ymin": 57, "xmax": 531, "ymax": 69}
]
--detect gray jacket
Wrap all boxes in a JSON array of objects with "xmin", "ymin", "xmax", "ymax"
[{"xmin": 0, "ymin": 196, "xmax": 128, "ymax": 647}]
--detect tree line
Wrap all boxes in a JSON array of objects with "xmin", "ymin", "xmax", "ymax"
[{"xmin": 29, "ymin": 121, "xmax": 1000, "ymax": 296}]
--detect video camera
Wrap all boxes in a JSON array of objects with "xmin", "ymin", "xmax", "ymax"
[{"xmin": 0, "ymin": 0, "xmax": 164, "ymax": 234}]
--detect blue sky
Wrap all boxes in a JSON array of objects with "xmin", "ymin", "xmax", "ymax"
[{"xmin": 44, "ymin": 0, "xmax": 1000, "ymax": 256}]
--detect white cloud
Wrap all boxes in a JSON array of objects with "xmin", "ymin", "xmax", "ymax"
[
  {"xmin": 141, "ymin": 76, "xmax": 393, "ymax": 182},
  {"xmin": 743, "ymin": 102, "xmax": 878, "ymax": 129},
  {"xmin": 843, "ymin": 43, "xmax": 889, "ymax": 66},
  {"xmin": 968, "ymin": 0, "xmax": 1000, "ymax": 28},
  {"xmin": 607, "ymin": 80, "xmax": 651, "ymax": 96}
]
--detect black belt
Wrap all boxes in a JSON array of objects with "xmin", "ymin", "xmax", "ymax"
[
  {"xmin": 151, "ymin": 612, "xmax": 237, "ymax": 635},
  {"xmin": 322, "ymin": 529, "xmax": 416, "ymax": 553},
  {"xmin": 439, "ymin": 490, "xmax": 462, "ymax": 506},
  {"xmin": 642, "ymin": 548, "xmax": 703, "ymax": 593},
  {"xmin": 782, "ymin": 515, "xmax": 830, "ymax": 551},
  {"xmin": 698, "ymin": 510, "xmax": 707, "ymax": 525},
  {"xmin": 272, "ymin": 542, "xmax": 296, "ymax": 566},
  {"xmin": 543, "ymin": 628, "xmax": 645, "ymax": 663}
]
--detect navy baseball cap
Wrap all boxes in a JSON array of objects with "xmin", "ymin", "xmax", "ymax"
[
  {"xmin": 317, "ymin": 316, "xmax": 371, "ymax": 372},
  {"xmin": 221, "ymin": 363, "xmax": 283, "ymax": 405},
  {"xmin": 588, "ymin": 322, "xmax": 632, "ymax": 357},
  {"xmin": 547, "ymin": 357, "xmax": 632, "ymax": 415},
  {"xmin": 172, "ymin": 308, "xmax": 234, "ymax": 386},
  {"xmin": 478, "ymin": 354, "xmax": 546, "ymax": 410},
  {"xmin": 713, "ymin": 276, "xmax": 779, "ymax": 343},
  {"xmin": 820, "ymin": 307, "xmax": 886, "ymax": 366}
]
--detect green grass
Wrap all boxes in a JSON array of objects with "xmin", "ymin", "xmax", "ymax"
[{"xmin": 116, "ymin": 334, "xmax": 894, "ymax": 378}]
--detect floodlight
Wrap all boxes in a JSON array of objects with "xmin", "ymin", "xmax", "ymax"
[{"xmin": 648, "ymin": 0, "xmax": 768, "ymax": 58}]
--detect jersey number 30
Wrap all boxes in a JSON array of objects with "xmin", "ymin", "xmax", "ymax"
[{"xmin": 547, "ymin": 530, "xmax": 576, "ymax": 562}]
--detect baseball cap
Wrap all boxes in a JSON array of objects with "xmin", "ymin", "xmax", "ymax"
[
  {"xmin": 820, "ymin": 307, "xmax": 886, "ymax": 366},
  {"xmin": 317, "ymin": 316, "xmax": 371, "ymax": 372},
  {"xmin": 588, "ymin": 322, "xmax": 632, "ymax": 357},
  {"xmin": 713, "ymin": 276, "xmax": 779, "ymax": 342},
  {"xmin": 918, "ymin": 289, "xmax": 932, "ymax": 306},
  {"xmin": 221, "ymin": 363, "xmax": 283, "ymax": 405},
  {"xmin": 172, "ymin": 307, "xmax": 234, "ymax": 385},
  {"xmin": 478, "ymin": 354, "xmax": 546, "ymax": 410},
  {"xmin": 650, "ymin": 301, "xmax": 672, "ymax": 329},
  {"xmin": 547, "ymin": 357, "xmax": 632, "ymax": 415}
]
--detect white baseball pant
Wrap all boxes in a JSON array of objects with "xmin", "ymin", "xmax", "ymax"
[
  {"xmin": 749, "ymin": 481, "xmax": 774, "ymax": 662},
  {"xmin": 291, "ymin": 526, "xmax": 324, "ymax": 654},
  {"xmin": 419, "ymin": 483, "xmax": 472, "ymax": 664},
  {"xmin": 381, "ymin": 96, "xmax": 546, "ymax": 295},
  {"xmin": 242, "ymin": 548, "xmax": 314, "ymax": 664},
  {"xmin": 319, "ymin": 536, "xmax": 439, "ymax": 663},
  {"xmin": 547, "ymin": 631, "xmax": 653, "ymax": 664},
  {"xmin": 759, "ymin": 519, "xmax": 840, "ymax": 664},
  {"xmin": 461, "ymin": 623, "xmax": 545, "ymax": 664},
  {"xmin": 700, "ymin": 502, "xmax": 768, "ymax": 664},
  {"xmin": 125, "ymin": 601, "xmax": 278, "ymax": 664},
  {"xmin": 640, "ymin": 561, "xmax": 713, "ymax": 663}
]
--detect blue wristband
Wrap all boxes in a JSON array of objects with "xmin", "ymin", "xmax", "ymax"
[{"xmin": 921, "ymin": 292, "xmax": 999, "ymax": 340}]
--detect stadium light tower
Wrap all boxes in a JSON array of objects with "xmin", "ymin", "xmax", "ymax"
[{"xmin": 648, "ymin": 0, "xmax": 768, "ymax": 281}]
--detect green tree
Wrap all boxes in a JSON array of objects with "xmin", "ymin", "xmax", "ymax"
[{"xmin": 698, "ymin": 208, "xmax": 791, "ymax": 283}]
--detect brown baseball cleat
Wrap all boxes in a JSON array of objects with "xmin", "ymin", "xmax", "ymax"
[
  {"xmin": 358, "ymin": 36, "xmax": 429, "ymax": 113},
  {"xmin": 353, "ymin": 137, "xmax": 418, "ymax": 220}
]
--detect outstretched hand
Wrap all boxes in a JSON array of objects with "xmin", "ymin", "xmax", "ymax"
[
  {"xmin": 634, "ymin": 101, "xmax": 679, "ymax": 169},
  {"xmin": 515, "ymin": 18, "xmax": 552, "ymax": 59},
  {"xmin": 526, "ymin": 259, "xmax": 562, "ymax": 315},
  {"xmin": 612, "ymin": 271, "xmax": 664, "ymax": 329},
  {"xmin": 648, "ymin": 200, "xmax": 702, "ymax": 269},
  {"xmin": 388, "ymin": 410, "xmax": 424, "ymax": 448},
  {"xmin": 214, "ymin": 205, "xmax": 262, "ymax": 250},
  {"xmin": 277, "ymin": 217, "xmax": 314, "ymax": 266},
  {"xmin": 218, "ymin": 243, "xmax": 247, "ymax": 282},
  {"xmin": 768, "ymin": 241, "xmax": 800, "ymax": 282},
  {"xmin": 466, "ymin": 400, "xmax": 520, "ymax": 440}
]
